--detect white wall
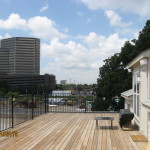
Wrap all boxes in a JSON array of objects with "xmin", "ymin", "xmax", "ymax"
[
  {"xmin": 134, "ymin": 58, "xmax": 150, "ymax": 139},
  {"xmin": 141, "ymin": 105, "xmax": 150, "ymax": 140},
  {"xmin": 148, "ymin": 58, "xmax": 150, "ymax": 100}
]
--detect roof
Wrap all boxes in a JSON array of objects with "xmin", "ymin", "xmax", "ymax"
[
  {"xmin": 127, "ymin": 49, "xmax": 150, "ymax": 69},
  {"xmin": 121, "ymin": 89, "xmax": 133, "ymax": 99}
]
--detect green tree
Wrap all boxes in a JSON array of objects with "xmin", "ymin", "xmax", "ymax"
[
  {"xmin": 7, "ymin": 91, "xmax": 19, "ymax": 98},
  {"xmin": 0, "ymin": 90, "xmax": 5, "ymax": 97},
  {"xmin": 91, "ymin": 98, "xmax": 110, "ymax": 111},
  {"xmin": 120, "ymin": 41, "xmax": 135, "ymax": 66},
  {"xmin": 97, "ymin": 53, "xmax": 132, "ymax": 99},
  {"xmin": 136, "ymin": 20, "xmax": 150, "ymax": 52}
]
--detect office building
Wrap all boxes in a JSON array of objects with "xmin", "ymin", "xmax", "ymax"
[
  {"xmin": 0, "ymin": 48, "xmax": 9, "ymax": 74},
  {"xmin": 0, "ymin": 74, "xmax": 56, "ymax": 91},
  {"xmin": 1, "ymin": 37, "xmax": 40, "ymax": 75}
]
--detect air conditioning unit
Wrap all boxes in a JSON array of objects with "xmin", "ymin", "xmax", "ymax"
[
  {"xmin": 140, "ymin": 59, "xmax": 147, "ymax": 65},
  {"xmin": 128, "ymin": 68, "xmax": 132, "ymax": 72}
]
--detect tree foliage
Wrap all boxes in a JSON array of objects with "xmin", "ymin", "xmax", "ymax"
[
  {"xmin": 91, "ymin": 98, "xmax": 110, "ymax": 111},
  {"xmin": 0, "ymin": 80, "xmax": 9, "ymax": 96},
  {"xmin": 97, "ymin": 53, "xmax": 132, "ymax": 99},
  {"xmin": 136, "ymin": 20, "xmax": 150, "ymax": 52}
]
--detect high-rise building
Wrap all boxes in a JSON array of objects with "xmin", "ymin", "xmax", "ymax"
[
  {"xmin": 0, "ymin": 37, "xmax": 56, "ymax": 91},
  {"xmin": 0, "ymin": 48, "xmax": 9, "ymax": 74},
  {"xmin": 0, "ymin": 37, "xmax": 40, "ymax": 75}
]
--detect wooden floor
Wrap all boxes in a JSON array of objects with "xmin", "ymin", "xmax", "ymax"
[{"xmin": 0, "ymin": 113, "xmax": 148, "ymax": 150}]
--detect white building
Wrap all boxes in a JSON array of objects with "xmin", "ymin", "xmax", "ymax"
[{"xmin": 121, "ymin": 49, "xmax": 150, "ymax": 140}]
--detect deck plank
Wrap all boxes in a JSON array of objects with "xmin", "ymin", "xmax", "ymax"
[{"xmin": 0, "ymin": 113, "xmax": 148, "ymax": 150}]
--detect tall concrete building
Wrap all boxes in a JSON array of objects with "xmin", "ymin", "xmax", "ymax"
[
  {"xmin": 0, "ymin": 48, "xmax": 9, "ymax": 74},
  {"xmin": 0, "ymin": 37, "xmax": 40, "ymax": 75},
  {"xmin": 0, "ymin": 37, "xmax": 56, "ymax": 91}
]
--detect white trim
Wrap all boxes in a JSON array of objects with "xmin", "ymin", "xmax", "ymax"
[{"xmin": 134, "ymin": 71, "xmax": 140, "ymax": 117}]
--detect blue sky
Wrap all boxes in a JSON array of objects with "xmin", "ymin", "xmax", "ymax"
[{"xmin": 0, "ymin": 0, "xmax": 149, "ymax": 84}]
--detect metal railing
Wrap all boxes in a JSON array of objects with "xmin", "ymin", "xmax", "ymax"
[
  {"xmin": 48, "ymin": 92, "xmax": 96, "ymax": 113},
  {"xmin": 0, "ymin": 92, "xmax": 119, "ymax": 131},
  {"xmin": 0, "ymin": 94, "xmax": 48, "ymax": 131}
]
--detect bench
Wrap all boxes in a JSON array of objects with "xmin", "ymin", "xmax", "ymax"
[{"xmin": 95, "ymin": 117, "xmax": 114, "ymax": 128}]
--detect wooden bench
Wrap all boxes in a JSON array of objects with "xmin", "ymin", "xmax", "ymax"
[{"xmin": 95, "ymin": 117, "xmax": 114, "ymax": 128}]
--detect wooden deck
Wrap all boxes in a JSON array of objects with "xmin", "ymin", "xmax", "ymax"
[{"xmin": 0, "ymin": 113, "xmax": 148, "ymax": 150}]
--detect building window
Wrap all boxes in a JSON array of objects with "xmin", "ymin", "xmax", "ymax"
[{"xmin": 134, "ymin": 71, "xmax": 140, "ymax": 117}]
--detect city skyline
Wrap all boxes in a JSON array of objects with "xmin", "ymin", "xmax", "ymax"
[{"xmin": 0, "ymin": 0, "xmax": 149, "ymax": 84}]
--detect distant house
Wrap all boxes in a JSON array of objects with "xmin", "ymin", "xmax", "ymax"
[{"xmin": 121, "ymin": 49, "xmax": 150, "ymax": 140}]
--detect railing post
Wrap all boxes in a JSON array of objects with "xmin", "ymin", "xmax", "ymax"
[
  {"xmin": 45, "ymin": 93, "xmax": 47, "ymax": 114},
  {"xmin": 85, "ymin": 92, "xmax": 87, "ymax": 113},
  {"xmin": 12, "ymin": 96, "xmax": 14, "ymax": 128},
  {"xmin": 31, "ymin": 94, "xmax": 34, "ymax": 119}
]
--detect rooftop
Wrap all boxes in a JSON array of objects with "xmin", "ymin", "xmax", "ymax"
[{"xmin": 0, "ymin": 113, "xmax": 147, "ymax": 150}]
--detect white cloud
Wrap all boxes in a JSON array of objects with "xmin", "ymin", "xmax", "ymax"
[
  {"xmin": 77, "ymin": 11, "xmax": 84, "ymax": 16},
  {"xmin": 0, "ymin": 13, "xmax": 27, "ymax": 30},
  {"xmin": 105, "ymin": 10, "xmax": 140, "ymax": 38},
  {"xmin": 79, "ymin": 0, "xmax": 150, "ymax": 16},
  {"xmin": 105, "ymin": 10, "xmax": 132, "ymax": 27},
  {"xmin": 116, "ymin": 28, "xmax": 139, "ymax": 39},
  {"xmin": 27, "ymin": 16, "xmax": 67, "ymax": 39},
  {"xmin": 0, "ymin": 33, "xmax": 11, "ymax": 40},
  {"xmin": 40, "ymin": 4, "xmax": 49, "ymax": 12},
  {"xmin": 41, "ymin": 62, "xmax": 98, "ymax": 84},
  {"xmin": 41, "ymin": 33, "xmax": 127, "ymax": 83},
  {"xmin": 41, "ymin": 38, "xmax": 90, "ymax": 68},
  {"xmin": 0, "ymin": 13, "xmax": 67, "ymax": 40}
]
